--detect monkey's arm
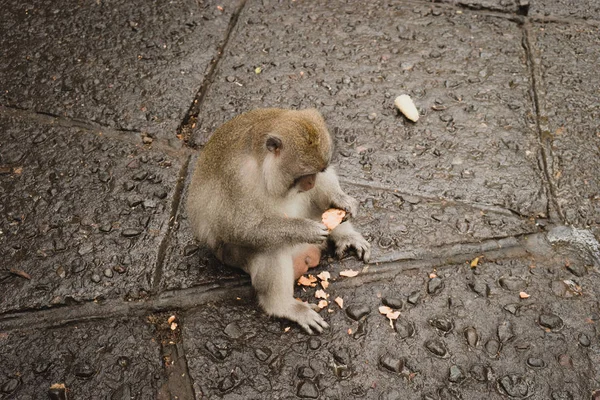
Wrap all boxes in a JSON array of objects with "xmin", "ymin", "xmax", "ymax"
[
  {"xmin": 311, "ymin": 167, "xmax": 359, "ymax": 217},
  {"xmin": 226, "ymin": 216, "xmax": 329, "ymax": 249}
]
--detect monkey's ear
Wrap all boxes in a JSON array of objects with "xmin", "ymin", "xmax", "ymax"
[{"xmin": 266, "ymin": 136, "xmax": 283, "ymax": 154}]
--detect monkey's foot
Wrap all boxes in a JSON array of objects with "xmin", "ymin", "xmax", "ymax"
[
  {"xmin": 334, "ymin": 232, "xmax": 371, "ymax": 262},
  {"xmin": 262, "ymin": 299, "xmax": 329, "ymax": 335},
  {"xmin": 293, "ymin": 245, "xmax": 322, "ymax": 280}
]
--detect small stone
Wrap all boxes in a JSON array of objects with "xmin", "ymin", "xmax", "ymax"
[
  {"xmin": 425, "ymin": 338, "xmax": 448, "ymax": 358},
  {"xmin": 427, "ymin": 277, "xmax": 444, "ymax": 295},
  {"xmin": 429, "ymin": 317, "xmax": 453, "ymax": 334},
  {"xmin": 308, "ymin": 338, "xmax": 321, "ymax": 350},
  {"xmin": 224, "ymin": 322, "xmax": 243, "ymax": 339},
  {"xmin": 407, "ymin": 291, "xmax": 421, "ymax": 305},
  {"xmin": 379, "ymin": 389, "xmax": 402, "ymax": 400},
  {"xmin": 71, "ymin": 259, "xmax": 86, "ymax": 274},
  {"xmin": 218, "ymin": 375, "xmax": 235, "ymax": 392},
  {"xmin": 99, "ymin": 223, "xmax": 113, "ymax": 232},
  {"xmin": 73, "ymin": 363, "xmax": 95, "ymax": 379},
  {"xmin": 297, "ymin": 380, "xmax": 319, "ymax": 399},
  {"xmin": 403, "ymin": 195, "xmax": 421, "ymax": 204},
  {"xmin": 353, "ymin": 321, "xmax": 367, "ymax": 339},
  {"xmin": 254, "ymin": 347, "xmax": 271, "ymax": 361},
  {"xmin": 558, "ymin": 354, "xmax": 573, "ymax": 368},
  {"xmin": 91, "ymin": 274, "xmax": 101, "ymax": 283},
  {"xmin": 183, "ymin": 244, "xmax": 199, "ymax": 256},
  {"xmin": 142, "ymin": 136, "xmax": 153, "ymax": 145},
  {"xmin": 394, "ymin": 318, "xmax": 415, "ymax": 339},
  {"xmin": 566, "ymin": 264, "xmax": 586, "ymax": 277},
  {"xmin": 110, "ymin": 384, "xmax": 131, "ymax": 400},
  {"xmin": 470, "ymin": 364, "xmax": 492, "ymax": 382},
  {"xmin": 205, "ymin": 341, "xmax": 229, "ymax": 360},
  {"xmin": 123, "ymin": 181, "xmax": 135, "ymax": 191},
  {"xmin": 113, "ymin": 265, "xmax": 127, "ymax": 274},
  {"xmin": 448, "ymin": 365, "xmax": 465, "ymax": 383},
  {"xmin": 143, "ymin": 199, "xmax": 157, "ymax": 209},
  {"xmin": 1, "ymin": 378, "xmax": 19, "ymax": 394},
  {"xmin": 226, "ymin": 75, "xmax": 236, "ymax": 82},
  {"xmin": 464, "ymin": 327, "xmax": 479, "ymax": 347},
  {"xmin": 48, "ymin": 385, "xmax": 67, "ymax": 400},
  {"xmin": 127, "ymin": 196, "xmax": 143, "ymax": 207},
  {"xmin": 122, "ymin": 228, "xmax": 142, "ymax": 237},
  {"xmin": 578, "ymin": 333, "xmax": 591, "ymax": 347},
  {"xmin": 133, "ymin": 171, "xmax": 148, "ymax": 181},
  {"xmin": 551, "ymin": 391, "xmax": 574, "ymax": 400},
  {"xmin": 56, "ymin": 266, "xmax": 66, "ymax": 279},
  {"xmin": 346, "ymin": 304, "xmax": 371, "ymax": 321},
  {"xmin": 382, "ymin": 297, "xmax": 403, "ymax": 309},
  {"xmin": 498, "ymin": 374, "xmax": 533, "ymax": 398},
  {"xmin": 379, "ymin": 354, "xmax": 403, "ymax": 373},
  {"xmin": 497, "ymin": 320, "xmax": 514, "ymax": 343},
  {"xmin": 526, "ymin": 357, "xmax": 545, "ymax": 368},
  {"xmin": 539, "ymin": 313, "xmax": 563, "ymax": 330},
  {"xmin": 504, "ymin": 304, "xmax": 520, "ymax": 315},
  {"xmin": 98, "ymin": 171, "xmax": 111, "ymax": 182},
  {"xmin": 468, "ymin": 281, "xmax": 490, "ymax": 297},
  {"xmin": 154, "ymin": 188, "xmax": 168, "ymax": 199},
  {"xmin": 78, "ymin": 243, "xmax": 93, "ymax": 256},
  {"xmin": 485, "ymin": 339, "xmax": 501, "ymax": 357},
  {"xmin": 499, "ymin": 276, "xmax": 526, "ymax": 291},
  {"xmin": 103, "ymin": 268, "xmax": 113, "ymax": 278},
  {"xmin": 297, "ymin": 366, "xmax": 315, "ymax": 379}
]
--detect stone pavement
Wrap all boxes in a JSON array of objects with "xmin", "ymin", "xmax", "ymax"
[{"xmin": 1, "ymin": 0, "xmax": 599, "ymax": 398}]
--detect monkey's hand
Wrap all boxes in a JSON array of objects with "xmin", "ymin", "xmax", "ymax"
[
  {"xmin": 330, "ymin": 194, "xmax": 359, "ymax": 218},
  {"xmin": 330, "ymin": 222, "xmax": 371, "ymax": 263},
  {"xmin": 294, "ymin": 219, "xmax": 329, "ymax": 244},
  {"xmin": 266, "ymin": 300, "xmax": 329, "ymax": 335}
]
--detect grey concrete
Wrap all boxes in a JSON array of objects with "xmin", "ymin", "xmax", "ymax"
[{"xmin": 1, "ymin": 0, "xmax": 600, "ymax": 399}]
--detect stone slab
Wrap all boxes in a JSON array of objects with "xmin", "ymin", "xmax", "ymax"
[
  {"xmin": 530, "ymin": 0, "xmax": 600, "ymax": 20},
  {"xmin": 0, "ymin": 110, "xmax": 183, "ymax": 313},
  {"xmin": 534, "ymin": 23, "xmax": 600, "ymax": 227},
  {"xmin": 0, "ymin": 317, "xmax": 163, "ymax": 399},
  {"xmin": 0, "ymin": 0, "xmax": 237, "ymax": 138}
]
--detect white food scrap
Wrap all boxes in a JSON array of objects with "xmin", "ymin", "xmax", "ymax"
[
  {"xmin": 519, "ymin": 291, "xmax": 531, "ymax": 299},
  {"xmin": 394, "ymin": 94, "xmax": 419, "ymax": 122},
  {"xmin": 315, "ymin": 289, "xmax": 329, "ymax": 299},
  {"xmin": 297, "ymin": 275, "xmax": 318, "ymax": 287},
  {"xmin": 334, "ymin": 297, "xmax": 344, "ymax": 308},
  {"xmin": 317, "ymin": 300, "xmax": 328, "ymax": 309},
  {"xmin": 340, "ymin": 269, "xmax": 359, "ymax": 278}
]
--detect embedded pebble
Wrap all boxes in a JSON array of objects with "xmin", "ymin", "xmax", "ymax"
[
  {"xmin": 110, "ymin": 384, "xmax": 131, "ymax": 400},
  {"xmin": 122, "ymin": 228, "xmax": 142, "ymax": 237},
  {"xmin": 498, "ymin": 374, "xmax": 533, "ymax": 398},
  {"xmin": 133, "ymin": 171, "xmax": 148, "ymax": 181},
  {"xmin": 425, "ymin": 338, "xmax": 448, "ymax": 358},
  {"xmin": 448, "ymin": 365, "xmax": 465, "ymax": 383},
  {"xmin": 427, "ymin": 277, "xmax": 444, "ymax": 295},
  {"xmin": 578, "ymin": 333, "xmax": 591, "ymax": 347},
  {"xmin": 394, "ymin": 318, "xmax": 415, "ymax": 339},
  {"xmin": 469, "ymin": 281, "xmax": 490, "ymax": 297},
  {"xmin": 205, "ymin": 341, "xmax": 229, "ymax": 360},
  {"xmin": 558, "ymin": 354, "xmax": 573, "ymax": 368},
  {"xmin": 497, "ymin": 320, "xmax": 514, "ymax": 343},
  {"xmin": 379, "ymin": 354, "xmax": 403, "ymax": 373},
  {"xmin": 382, "ymin": 297, "xmax": 403, "ymax": 309},
  {"xmin": 308, "ymin": 338, "xmax": 321, "ymax": 350},
  {"xmin": 566, "ymin": 264, "xmax": 586, "ymax": 277},
  {"xmin": 103, "ymin": 268, "xmax": 113, "ymax": 278},
  {"xmin": 379, "ymin": 389, "xmax": 402, "ymax": 400},
  {"xmin": 1, "ymin": 379, "xmax": 19, "ymax": 393},
  {"xmin": 224, "ymin": 322, "xmax": 243, "ymax": 339},
  {"xmin": 526, "ymin": 357, "xmax": 545, "ymax": 368},
  {"xmin": 297, "ymin": 381, "xmax": 319, "ymax": 399},
  {"xmin": 91, "ymin": 274, "xmax": 101, "ymax": 283},
  {"xmin": 218, "ymin": 375, "xmax": 235, "ymax": 392},
  {"xmin": 539, "ymin": 313, "xmax": 563, "ymax": 330},
  {"xmin": 407, "ymin": 291, "xmax": 421, "ymax": 305},
  {"xmin": 551, "ymin": 391, "xmax": 574, "ymax": 400},
  {"xmin": 254, "ymin": 347, "xmax": 271, "ymax": 361},
  {"xmin": 485, "ymin": 339, "xmax": 501, "ymax": 357},
  {"xmin": 73, "ymin": 363, "xmax": 95, "ymax": 379},
  {"xmin": 346, "ymin": 304, "xmax": 371, "ymax": 321},
  {"xmin": 504, "ymin": 303, "xmax": 520, "ymax": 315},
  {"xmin": 470, "ymin": 364, "xmax": 492, "ymax": 382},
  {"xmin": 184, "ymin": 244, "xmax": 200, "ymax": 256},
  {"xmin": 429, "ymin": 317, "xmax": 453, "ymax": 334},
  {"xmin": 499, "ymin": 276, "xmax": 526, "ymax": 291},
  {"xmin": 464, "ymin": 327, "xmax": 479, "ymax": 347}
]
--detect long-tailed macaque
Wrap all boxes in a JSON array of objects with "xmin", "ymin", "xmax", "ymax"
[{"xmin": 187, "ymin": 108, "xmax": 370, "ymax": 334}]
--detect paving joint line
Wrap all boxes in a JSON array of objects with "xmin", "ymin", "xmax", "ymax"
[
  {"xmin": 177, "ymin": 0, "xmax": 248, "ymax": 147},
  {"xmin": 521, "ymin": 21, "xmax": 565, "ymax": 223}
]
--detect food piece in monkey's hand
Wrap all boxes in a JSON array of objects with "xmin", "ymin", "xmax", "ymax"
[
  {"xmin": 293, "ymin": 245, "xmax": 322, "ymax": 280},
  {"xmin": 322, "ymin": 208, "xmax": 347, "ymax": 231}
]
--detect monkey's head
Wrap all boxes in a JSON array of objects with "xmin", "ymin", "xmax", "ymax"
[{"xmin": 258, "ymin": 109, "xmax": 333, "ymax": 197}]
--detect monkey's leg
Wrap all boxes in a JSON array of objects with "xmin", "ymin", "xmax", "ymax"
[
  {"xmin": 249, "ymin": 249, "xmax": 329, "ymax": 334},
  {"xmin": 292, "ymin": 244, "xmax": 322, "ymax": 280},
  {"xmin": 329, "ymin": 221, "xmax": 371, "ymax": 262}
]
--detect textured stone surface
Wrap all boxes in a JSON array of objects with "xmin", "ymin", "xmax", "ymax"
[
  {"xmin": 534, "ymin": 23, "xmax": 600, "ymax": 228},
  {"xmin": 0, "ymin": 318, "xmax": 163, "ymax": 399},
  {"xmin": 182, "ymin": 253, "xmax": 600, "ymax": 399},
  {"xmin": 0, "ymin": 110, "xmax": 183, "ymax": 313},
  {"xmin": 0, "ymin": 0, "xmax": 237, "ymax": 138},
  {"xmin": 193, "ymin": 1, "xmax": 547, "ymax": 220},
  {"xmin": 530, "ymin": 0, "xmax": 600, "ymax": 19}
]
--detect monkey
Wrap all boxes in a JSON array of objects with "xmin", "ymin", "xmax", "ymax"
[{"xmin": 186, "ymin": 108, "xmax": 370, "ymax": 334}]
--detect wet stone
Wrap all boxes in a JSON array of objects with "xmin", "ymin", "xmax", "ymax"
[
  {"xmin": 297, "ymin": 380, "xmax": 319, "ymax": 399},
  {"xmin": 427, "ymin": 277, "xmax": 444, "ymax": 295},
  {"xmin": 526, "ymin": 357, "xmax": 545, "ymax": 368},
  {"xmin": 470, "ymin": 364, "xmax": 492, "ymax": 382},
  {"xmin": 1, "ymin": 378, "xmax": 19, "ymax": 393},
  {"xmin": 91, "ymin": 274, "xmax": 101, "ymax": 283},
  {"xmin": 218, "ymin": 375, "xmax": 235, "ymax": 393},
  {"xmin": 504, "ymin": 303, "xmax": 520, "ymax": 315},
  {"xmin": 425, "ymin": 338, "xmax": 448, "ymax": 358},
  {"xmin": 497, "ymin": 320, "xmax": 515, "ymax": 343},
  {"xmin": 122, "ymin": 228, "xmax": 142, "ymax": 237},
  {"xmin": 566, "ymin": 264, "xmax": 586, "ymax": 277},
  {"xmin": 183, "ymin": 244, "xmax": 200, "ymax": 256},
  {"xmin": 499, "ymin": 276, "xmax": 526, "ymax": 291},
  {"xmin": 133, "ymin": 171, "xmax": 148, "ymax": 181},
  {"xmin": 498, "ymin": 374, "xmax": 533, "ymax": 398},
  {"xmin": 205, "ymin": 341, "xmax": 229, "ymax": 360},
  {"xmin": 394, "ymin": 318, "xmax": 415, "ymax": 339},
  {"xmin": 308, "ymin": 338, "xmax": 321, "ymax": 350},
  {"xmin": 254, "ymin": 347, "xmax": 271, "ymax": 362},
  {"xmin": 382, "ymin": 297, "xmax": 403, "ymax": 309},
  {"xmin": 429, "ymin": 317, "xmax": 453, "ymax": 334},
  {"xmin": 103, "ymin": 268, "xmax": 113, "ymax": 278},
  {"xmin": 73, "ymin": 363, "xmax": 95, "ymax": 379},
  {"xmin": 539, "ymin": 313, "xmax": 564, "ymax": 330},
  {"xmin": 485, "ymin": 339, "xmax": 501, "ymax": 357},
  {"xmin": 464, "ymin": 327, "xmax": 479, "ymax": 347},
  {"xmin": 379, "ymin": 354, "xmax": 403, "ymax": 373},
  {"xmin": 407, "ymin": 291, "xmax": 421, "ymax": 305},
  {"xmin": 110, "ymin": 384, "xmax": 132, "ymax": 400},
  {"xmin": 346, "ymin": 304, "xmax": 371, "ymax": 321},
  {"xmin": 558, "ymin": 354, "xmax": 573, "ymax": 368},
  {"xmin": 353, "ymin": 321, "xmax": 368, "ymax": 339},
  {"xmin": 578, "ymin": 333, "xmax": 591, "ymax": 347},
  {"xmin": 448, "ymin": 365, "xmax": 465, "ymax": 383},
  {"xmin": 48, "ymin": 386, "xmax": 67, "ymax": 400},
  {"xmin": 224, "ymin": 321, "xmax": 243, "ymax": 339},
  {"xmin": 297, "ymin": 366, "xmax": 315, "ymax": 379},
  {"xmin": 551, "ymin": 391, "xmax": 574, "ymax": 400}
]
